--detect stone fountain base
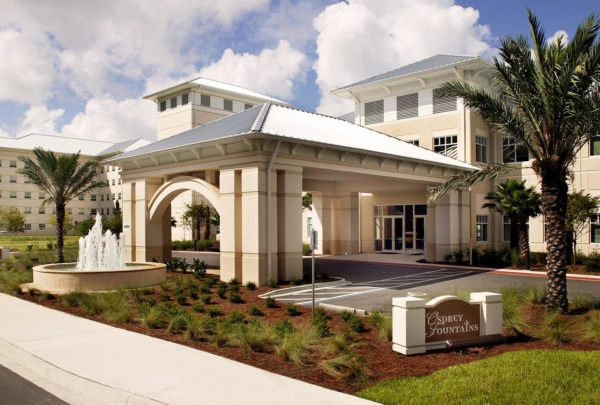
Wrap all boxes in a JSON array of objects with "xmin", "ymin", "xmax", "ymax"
[{"xmin": 27, "ymin": 262, "xmax": 166, "ymax": 294}]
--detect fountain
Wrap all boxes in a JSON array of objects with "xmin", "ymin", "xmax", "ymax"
[{"xmin": 29, "ymin": 214, "xmax": 166, "ymax": 293}]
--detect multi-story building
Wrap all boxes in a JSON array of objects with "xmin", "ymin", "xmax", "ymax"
[
  {"xmin": 143, "ymin": 77, "xmax": 291, "ymax": 240},
  {"xmin": 300, "ymin": 54, "xmax": 599, "ymax": 257},
  {"xmin": 0, "ymin": 134, "xmax": 150, "ymax": 235}
]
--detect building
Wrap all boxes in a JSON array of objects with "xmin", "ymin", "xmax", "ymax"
[
  {"xmin": 143, "ymin": 77, "xmax": 291, "ymax": 240},
  {"xmin": 0, "ymin": 134, "xmax": 150, "ymax": 235}
]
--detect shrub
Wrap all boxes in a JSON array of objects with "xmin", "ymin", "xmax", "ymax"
[
  {"xmin": 321, "ymin": 272, "xmax": 330, "ymax": 280},
  {"xmin": 229, "ymin": 277, "xmax": 241, "ymax": 286},
  {"xmin": 312, "ymin": 307, "xmax": 330, "ymax": 337},
  {"xmin": 228, "ymin": 310, "xmax": 246, "ymax": 324},
  {"xmin": 197, "ymin": 239, "xmax": 214, "ymax": 251},
  {"xmin": 443, "ymin": 253, "xmax": 453, "ymax": 263},
  {"xmin": 510, "ymin": 248, "xmax": 524, "ymax": 267},
  {"xmin": 452, "ymin": 248, "xmax": 465, "ymax": 263},
  {"xmin": 159, "ymin": 280, "xmax": 171, "ymax": 292},
  {"xmin": 340, "ymin": 310, "xmax": 354, "ymax": 322},
  {"xmin": 175, "ymin": 294, "xmax": 187, "ymax": 305},
  {"xmin": 265, "ymin": 297, "xmax": 276, "ymax": 308},
  {"xmin": 171, "ymin": 240, "xmax": 194, "ymax": 251},
  {"xmin": 226, "ymin": 321, "xmax": 276, "ymax": 354},
  {"xmin": 302, "ymin": 243, "xmax": 312, "ymax": 256},
  {"xmin": 160, "ymin": 292, "xmax": 171, "ymax": 302},
  {"xmin": 285, "ymin": 304, "xmax": 301, "ymax": 316},
  {"xmin": 167, "ymin": 313, "xmax": 191, "ymax": 334},
  {"xmin": 191, "ymin": 302, "xmax": 205, "ymax": 313},
  {"xmin": 205, "ymin": 277, "xmax": 217, "ymax": 288},
  {"xmin": 533, "ymin": 312, "xmax": 571, "ymax": 345},
  {"xmin": 319, "ymin": 352, "xmax": 373, "ymax": 384},
  {"xmin": 199, "ymin": 283, "xmax": 211, "ymax": 294},
  {"xmin": 174, "ymin": 285, "xmax": 184, "ymax": 295},
  {"xmin": 200, "ymin": 294, "xmax": 211, "ymax": 305},
  {"xmin": 102, "ymin": 292, "xmax": 133, "ymax": 323},
  {"xmin": 249, "ymin": 306, "xmax": 263, "ymax": 316},
  {"xmin": 341, "ymin": 311, "xmax": 365, "ymax": 333},
  {"xmin": 184, "ymin": 316, "xmax": 216, "ymax": 341},
  {"xmin": 191, "ymin": 259, "xmax": 208, "ymax": 279},
  {"xmin": 273, "ymin": 319, "xmax": 295, "ymax": 337},
  {"xmin": 369, "ymin": 312, "xmax": 392, "ymax": 341},
  {"xmin": 582, "ymin": 310, "xmax": 600, "ymax": 342},
  {"xmin": 60, "ymin": 291, "xmax": 89, "ymax": 308},
  {"xmin": 325, "ymin": 330, "xmax": 361, "ymax": 356},
  {"xmin": 480, "ymin": 248, "xmax": 512, "ymax": 268},
  {"xmin": 245, "ymin": 281, "xmax": 257, "ymax": 290},
  {"xmin": 229, "ymin": 291, "xmax": 243, "ymax": 303},
  {"xmin": 289, "ymin": 276, "xmax": 302, "ymax": 286},
  {"xmin": 582, "ymin": 251, "xmax": 600, "ymax": 272},
  {"xmin": 166, "ymin": 258, "xmax": 180, "ymax": 273},
  {"xmin": 216, "ymin": 282, "xmax": 228, "ymax": 298},
  {"xmin": 530, "ymin": 251, "xmax": 547, "ymax": 265},
  {"xmin": 188, "ymin": 288, "xmax": 199, "ymax": 300},
  {"xmin": 229, "ymin": 283, "xmax": 241, "ymax": 294},
  {"xmin": 206, "ymin": 306, "xmax": 222, "ymax": 318},
  {"xmin": 138, "ymin": 303, "xmax": 167, "ymax": 329},
  {"xmin": 274, "ymin": 324, "xmax": 317, "ymax": 365},
  {"xmin": 267, "ymin": 278, "xmax": 278, "ymax": 288}
]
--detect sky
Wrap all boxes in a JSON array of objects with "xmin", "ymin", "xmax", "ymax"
[{"xmin": 0, "ymin": 0, "xmax": 597, "ymax": 143}]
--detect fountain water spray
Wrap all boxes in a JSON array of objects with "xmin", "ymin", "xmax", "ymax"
[{"xmin": 76, "ymin": 214, "xmax": 127, "ymax": 270}]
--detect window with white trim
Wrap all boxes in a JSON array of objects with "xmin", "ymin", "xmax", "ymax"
[
  {"xmin": 91, "ymin": 195, "xmax": 97, "ymax": 201},
  {"xmin": 591, "ymin": 214, "xmax": 600, "ymax": 243},
  {"xmin": 78, "ymin": 208, "xmax": 85, "ymax": 215},
  {"xmin": 159, "ymin": 101, "xmax": 166, "ymax": 112},
  {"xmin": 24, "ymin": 207, "xmax": 31, "ymax": 214},
  {"xmin": 475, "ymin": 136, "xmax": 488, "ymax": 163},
  {"xmin": 24, "ymin": 192, "xmax": 31, "ymax": 199},
  {"xmin": 503, "ymin": 137, "xmax": 529, "ymax": 163},
  {"xmin": 39, "ymin": 224, "xmax": 45, "ymax": 230},
  {"xmin": 407, "ymin": 140, "xmax": 419, "ymax": 146},
  {"xmin": 201, "ymin": 94, "xmax": 211, "ymax": 107},
  {"xmin": 224, "ymin": 99, "xmax": 233, "ymax": 111},
  {"xmin": 9, "ymin": 191, "xmax": 16, "ymax": 199},
  {"xmin": 39, "ymin": 192, "xmax": 45, "ymax": 199},
  {"xmin": 24, "ymin": 176, "xmax": 31, "ymax": 183},
  {"xmin": 9, "ymin": 175, "xmax": 16, "ymax": 183},
  {"xmin": 365, "ymin": 100, "xmax": 384, "ymax": 125},
  {"xmin": 79, "ymin": 195, "xmax": 84, "ymax": 201},
  {"xmin": 307, "ymin": 217, "xmax": 313, "ymax": 237},
  {"xmin": 39, "ymin": 207, "xmax": 45, "ymax": 214},
  {"xmin": 181, "ymin": 94, "xmax": 189, "ymax": 105},
  {"xmin": 9, "ymin": 160, "xmax": 16, "ymax": 168},
  {"xmin": 170, "ymin": 97, "xmax": 177, "ymax": 108},
  {"xmin": 591, "ymin": 135, "xmax": 600, "ymax": 156},
  {"xmin": 25, "ymin": 224, "xmax": 31, "ymax": 231},
  {"xmin": 396, "ymin": 93, "xmax": 418, "ymax": 120},
  {"xmin": 101, "ymin": 208, "xmax": 104, "ymax": 215},
  {"xmin": 91, "ymin": 208, "xmax": 97, "ymax": 216},
  {"xmin": 476, "ymin": 215, "xmax": 488, "ymax": 241},
  {"xmin": 433, "ymin": 135, "xmax": 458, "ymax": 158}
]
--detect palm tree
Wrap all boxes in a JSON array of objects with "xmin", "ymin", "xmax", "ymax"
[
  {"xmin": 302, "ymin": 192, "xmax": 313, "ymax": 211},
  {"xmin": 428, "ymin": 11, "xmax": 600, "ymax": 312},
  {"xmin": 484, "ymin": 180, "xmax": 541, "ymax": 269},
  {"xmin": 18, "ymin": 149, "xmax": 105, "ymax": 263}
]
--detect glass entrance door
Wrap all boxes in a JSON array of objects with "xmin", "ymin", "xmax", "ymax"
[
  {"xmin": 383, "ymin": 216, "xmax": 403, "ymax": 252},
  {"xmin": 415, "ymin": 217, "xmax": 425, "ymax": 251}
]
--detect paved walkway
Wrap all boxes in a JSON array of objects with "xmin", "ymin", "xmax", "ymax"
[{"xmin": 0, "ymin": 294, "xmax": 374, "ymax": 405}]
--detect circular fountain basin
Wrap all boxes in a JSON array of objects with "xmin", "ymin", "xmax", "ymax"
[{"xmin": 31, "ymin": 262, "xmax": 166, "ymax": 293}]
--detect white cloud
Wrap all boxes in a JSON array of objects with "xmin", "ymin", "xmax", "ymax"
[
  {"xmin": 0, "ymin": 129, "xmax": 10, "ymax": 138},
  {"xmin": 16, "ymin": 106, "xmax": 64, "ymax": 137},
  {"xmin": 198, "ymin": 40, "xmax": 307, "ymax": 100},
  {"xmin": 312, "ymin": 0, "xmax": 493, "ymax": 116},
  {"xmin": 61, "ymin": 97, "xmax": 156, "ymax": 143},
  {"xmin": 0, "ymin": 28, "xmax": 56, "ymax": 103},
  {"xmin": 548, "ymin": 30, "xmax": 569, "ymax": 45}
]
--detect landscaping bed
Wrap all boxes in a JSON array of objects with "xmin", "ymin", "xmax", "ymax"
[{"xmin": 1, "ymin": 261, "xmax": 599, "ymax": 397}]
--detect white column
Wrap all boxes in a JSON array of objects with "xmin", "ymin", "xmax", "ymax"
[
  {"xmin": 434, "ymin": 192, "xmax": 460, "ymax": 261},
  {"xmin": 338, "ymin": 192, "xmax": 359, "ymax": 254},
  {"xmin": 392, "ymin": 297, "xmax": 426, "ymax": 355},
  {"xmin": 134, "ymin": 177, "xmax": 164, "ymax": 262},
  {"xmin": 313, "ymin": 192, "xmax": 332, "ymax": 254},
  {"xmin": 470, "ymin": 292, "xmax": 503, "ymax": 336},
  {"xmin": 220, "ymin": 169, "xmax": 242, "ymax": 281},
  {"xmin": 277, "ymin": 168, "xmax": 302, "ymax": 281}
]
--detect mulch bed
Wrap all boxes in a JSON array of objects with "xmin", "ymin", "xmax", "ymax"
[{"xmin": 16, "ymin": 272, "xmax": 600, "ymax": 394}]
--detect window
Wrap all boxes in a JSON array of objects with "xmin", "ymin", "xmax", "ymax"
[
  {"xmin": 106, "ymin": 208, "xmax": 110, "ymax": 215},
  {"xmin": 112, "ymin": 166, "xmax": 115, "ymax": 171},
  {"xmin": 106, "ymin": 194, "xmax": 110, "ymax": 201},
  {"xmin": 160, "ymin": 101, "xmax": 166, "ymax": 112},
  {"xmin": 79, "ymin": 195, "xmax": 84, "ymax": 201},
  {"xmin": 52, "ymin": 208, "xmax": 56, "ymax": 214},
  {"xmin": 25, "ymin": 224, "xmax": 31, "ymax": 231},
  {"xmin": 67, "ymin": 208, "xmax": 72, "ymax": 215},
  {"xmin": 433, "ymin": 89, "xmax": 458, "ymax": 114},
  {"xmin": 101, "ymin": 195, "xmax": 104, "ymax": 201},
  {"xmin": 112, "ymin": 193, "xmax": 115, "ymax": 200},
  {"xmin": 170, "ymin": 97, "xmax": 177, "ymax": 109},
  {"xmin": 407, "ymin": 140, "xmax": 419, "ymax": 146},
  {"xmin": 397, "ymin": 93, "xmax": 418, "ymax": 120},
  {"xmin": 91, "ymin": 195, "xmax": 97, "ymax": 201},
  {"xmin": 112, "ymin": 179, "xmax": 115, "ymax": 186},
  {"xmin": 118, "ymin": 193, "xmax": 121, "ymax": 199},
  {"xmin": 39, "ymin": 224, "xmax": 45, "ymax": 231},
  {"xmin": 307, "ymin": 217, "xmax": 313, "ymax": 236},
  {"xmin": 9, "ymin": 175, "xmax": 16, "ymax": 183},
  {"xmin": 503, "ymin": 216, "xmax": 512, "ymax": 242},
  {"xmin": 101, "ymin": 208, "xmax": 104, "ymax": 215},
  {"xmin": 476, "ymin": 136, "xmax": 488, "ymax": 163},
  {"xmin": 224, "ymin": 99, "xmax": 233, "ymax": 111},
  {"xmin": 433, "ymin": 135, "xmax": 458, "ymax": 158},
  {"xmin": 101, "ymin": 166, "xmax": 104, "ymax": 173},
  {"xmin": 591, "ymin": 214, "xmax": 600, "ymax": 243},
  {"xmin": 9, "ymin": 191, "xmax": 16, "ymax": 199},
  {"xmin": 182, "ymin": 94, "xmax": 189, "ymax": 105},
  {"xmin": 503, "ymin": 137, "xmax": 529, "ymax": 163},
  {"xmin": 118, "ymin": 179, "xmax": 121, "ymax": 185},
  {"xmin": 78, "ymin": 208, "xmax": 85, "ymax": 215},
  {"xmin": 476, "ymin": 215, "xmax": 488, "ymax": 241},
  {"xmin": 591, "ymin": 135, "xmax": 600, "ymax": 156},
  {"xmin": 201, "ymin": 94, "xmax": 211, "ymax": 107},
  {"xmin": 24, "ymin": 207, "xmax": 31, "ymax": 214},
  {"xmin": 244, "ymin": 104, "xmax": 253, "ymax": 110},
  {"xmin": 91, "ymin": 209, "xmax": 97, "ymax": 216},
  {"xmin": 24, "ymin": 192, "xmax": 31, "ymax": 199},
  {"xmin": 24, "ymin": 176, "xmax": 31, "ymax": 183},
  {"xmin": 39, "ymin": 192, "xmax": 45, "ymax": 199},
  {"xmin": 39, "ymin": 207, "xmax": 45, "ymax": 214},
  {"xmin": 9, "ymin": 160, "xmax": 16, "ymax": 168},
  {"xmin": 365, "ymin": 100, "xmax": 384, "ymax": 125}
]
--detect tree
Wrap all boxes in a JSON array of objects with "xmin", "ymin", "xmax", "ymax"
[
  {"xmin": 103, "ymin": 203, "xmax": 123, "ymax": 235},
  {"xmin": 566, "ymin": 191, "xmax": 600, "ymax": 265},
  {"xmin": 76, "ymin": 217, "xmax": 95, "ymax": 237},
  {"xmin": 181, "ymin": 202, "xmax": 210, "ymax": 244},
  {"xmin": 0, "ymin": 208, "xmax": 26, "ymax": 233},
  {"xmin": 302, "ymin": 192, "xmax": 313, "ymax": 211},
  {"xmin": 17, "ymin": 149, "xmax": 105, "ymax": 263},
  {"xmin": 171, "ymin": 217, "xmax": 177, "ymax": 228},
  {"xmin": 49, "ymin": 212, "xmax": 75, "ymax": 235},
  {"xmin": 482, "ymin": 180, "xmax": 541, "ymax": 269},
  {"xmin": 428, "ymin": 11, "xmax": 600, "ymax": 312}
]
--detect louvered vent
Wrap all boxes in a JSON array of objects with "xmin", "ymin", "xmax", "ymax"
[
  {"xmin": 365, "ymin": 100, "xmax": 384, "ymax": 125},
  {"xmin": 433, "ymin": 89, "xmax": 458, "ymax": 114},
  {"xmin": 397, "ymin": 93, "xmax": 418, "ymax": 120}
]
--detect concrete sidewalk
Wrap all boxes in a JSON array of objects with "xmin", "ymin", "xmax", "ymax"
[{"xmin": 0, "ymin": 293, "xmax": 375, "ymax": 405}]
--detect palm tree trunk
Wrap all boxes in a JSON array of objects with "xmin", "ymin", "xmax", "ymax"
[
  {"xmin": 518, "ymin": 219, "xmax": 530, "ymax": 270},
  {"xmin": 56, "ymin": 205, "xmax": 65, "ymax": 263},
  {"xmin": 541, "ymin": 178, "xmax": 569, "ymax": 313}
]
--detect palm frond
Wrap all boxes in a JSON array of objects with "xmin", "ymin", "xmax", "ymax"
[{"xmin": 427, "ymin": 164, "xmax": 514, "ymax": 203}]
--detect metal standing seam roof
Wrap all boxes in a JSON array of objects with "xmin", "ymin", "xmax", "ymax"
[
  {"xmin": 190, "ymin": 78, "xmax": 290, "ymax": 105},
  {"xmin": 333, "ymin": 55, "xmax": 478, "ymax": 92},
  {"xmin": 337, "ymin": 111, "xmax": 355, "ymax": 123},
  {"xmin": 105, "ymin": 103, "xmax": 476, "ymax": 172},
  {"xmin": 97, "ymin": 139, "xmax": 145, "ymax": 156}
]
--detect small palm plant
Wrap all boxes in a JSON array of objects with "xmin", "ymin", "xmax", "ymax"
[
  {"xmin": 483, "ymin": 179, "xmax": 541, "ymax": 268},
  {"xmin": 18, "ymin": 148, "xmax": 105, "ymax": 263},
  {"xmin": 428, "ymin": 11, "xmax": 600, "ymax": 312}
]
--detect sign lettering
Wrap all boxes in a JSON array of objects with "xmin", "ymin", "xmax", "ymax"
[{"xmin": 425, "ymin": 299, "xmax": 481, "ymax": 343}]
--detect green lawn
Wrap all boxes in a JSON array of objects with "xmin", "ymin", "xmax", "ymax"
[
  {"xmin": 0, "ymin": 235, "xmax": 79, "ymax": 251},
  {"xmin": 357, "ymin": 350, "xmax": 600, "ymax": 405}
]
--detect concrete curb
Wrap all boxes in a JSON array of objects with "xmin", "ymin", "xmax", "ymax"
[
  {"xmin": 317, "ymin": 303, "xmax": 370, "ymax": 316},
  {"xmin": 0, "ymin": 338, "xmax": 165, "ymax": 405},
  {"xmin": 258, "ymin": 279, "xmax": 350, "ymax": 298}
]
